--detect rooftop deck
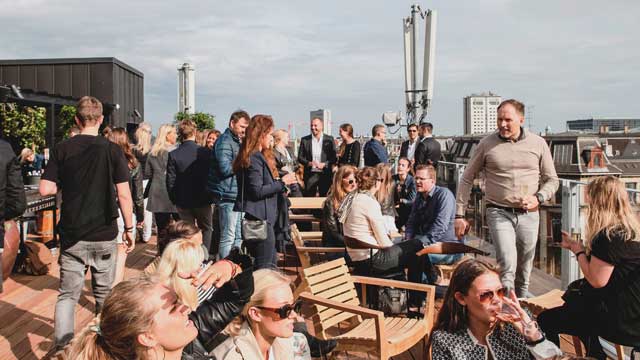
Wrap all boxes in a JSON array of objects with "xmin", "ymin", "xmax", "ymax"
[{"xmin": 0, "ymin": 235, "xmax": 576, "ymax": 360}]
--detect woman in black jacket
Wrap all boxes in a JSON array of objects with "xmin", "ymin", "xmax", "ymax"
[
  {"xmin": 108, "ymin": 127, "xmax": 144, "ymax": 285},
  {"xmin": 337, "ymin": 123, "xmax": 360, "ymax": 167},
  {"xmin": 66, "ymin": 253, "xmax": 254, "ymax": 360},
  {"xmin": 233, "ymin": 115, "xmax": 297, "ymax": 269},
  {"xmin": 321, "ymin": 165, "xmax": 357, "ymax": 257}
]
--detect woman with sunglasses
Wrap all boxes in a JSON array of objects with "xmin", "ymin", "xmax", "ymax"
[
  {"xmin": 66, "ymin": 259, "xmax": 254, "ymax": 360},
  {"xmin": 213, "ymin": 269, "xmax": 310, "ymax": 360},
  {"xmin": 322, "ymin": 165, "xmax": 358, "ymax": 254},
  {"xmin": 430, "ymin": 258, "xmax": 562, "ymax": 360},
  {"xmin": 338, "ymin": 167, "xmax": 427, "ymax": 310}
]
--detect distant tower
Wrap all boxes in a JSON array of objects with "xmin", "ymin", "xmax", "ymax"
[
  {"xmin": 463, "ymin": 92, "xmax": 501, "ymax": 135},
  {"xmin": 310, "ymin": 109, "xmax": 332, "ymax": 136},
  {"xmin": 178, "ymin": 63, "xmax": 195, "ymax": 114}
]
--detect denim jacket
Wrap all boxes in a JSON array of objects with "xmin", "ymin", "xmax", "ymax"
[{"xmin": 208, "ymin": 128, "xmax": 240, "ymax": 202}]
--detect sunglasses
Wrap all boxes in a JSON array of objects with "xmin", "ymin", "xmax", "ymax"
[
  {"xmin": 478, "ymin": 287, "xmax": 506, "ymax": 303},
  {"xmin": 376, "ymin": 178, "xmax": 384, "ymax": 182},
  {"xmin": 344, "ymin": 179, "xmax": 355, "ymax": 185},
  {"xmin": 408, "ymin": 129, "xmax": 417, "ymax": 132},
  {"xmin": 256, "ymin": 299, "xmax": 302, "ymax": 319}
]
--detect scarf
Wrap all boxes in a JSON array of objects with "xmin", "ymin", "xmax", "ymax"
[{"xmin": 336, "ymin": 190, "xmax": 375, "ymax": 224}]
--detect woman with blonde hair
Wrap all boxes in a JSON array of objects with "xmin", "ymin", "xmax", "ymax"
[
  {"xmin": 155, "ymin": 239, "xmax": 207, "ymax": 310},
  {"xmin": 321, "ymin": 165, "xmax": 357, "ymax": 251},
  {"xmin": 66, "ymin": 262, "xmax": 254, "ymax": 360},
  {"xmin": 145, "ymin": 124, "xmax": 179, "ymax": 252},
  {"xmin": 375, "ymin": 163, "xmax": 398, "ymax": 233},
  {"xmin": 133, "ymin": 122, "xmax": 153, "ymax": 242},
  {"xmin": 538, "ymin": 176, "xmax": 640, "ymax": 359},
  {"xmin": 213, "ymin": 269, "xmax": 310, "ymax": 360},
  {"xmin": 273, "ymin": 129, "xmax": 302, "ymax": 197},
  {"xmin": 108, "ymin": 127, "xmax": 144, "ymax": 285}
]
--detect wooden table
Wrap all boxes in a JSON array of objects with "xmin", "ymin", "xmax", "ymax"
[{"xmin": 289, "ymin": 197, "xmax": 326, "ymax": 210}]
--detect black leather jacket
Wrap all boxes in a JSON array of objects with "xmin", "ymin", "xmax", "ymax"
[
  {"xmin": 182, "ymin": 253, "xmax": 254, "ymax": 360},
  {"xmin": 321, "ymin": 198, "xmax": 344, "ymax": 247}
]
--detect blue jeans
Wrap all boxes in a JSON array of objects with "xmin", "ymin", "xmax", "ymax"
[
  {"xmin": 217, "ymin": 202, "xmax": 242, "ymax": 259},
  {"xmin": 54, "ymin": 239, "xmax": 117, "ymax": 347}
]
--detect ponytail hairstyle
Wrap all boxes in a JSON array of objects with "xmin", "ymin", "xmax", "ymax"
[{"xmin": 66, "ymin": 276, "xmax": 159, "ymax": 360}]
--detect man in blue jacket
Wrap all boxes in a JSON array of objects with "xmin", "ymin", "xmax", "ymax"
[
  {"xmin": 208, "ymin": 110, "xmax": 249, "ymax": 258},
  {"xmin": 363, "ymin": 124, "xmax": 388, "ymax": 166},
  {"xmin": 405, "ymin": 164, "xmax": 462, "ymax": 283}
]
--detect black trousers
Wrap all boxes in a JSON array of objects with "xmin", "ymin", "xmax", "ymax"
[
  {"xmin": 538, "ymin": 305, "xmax": 608, "ymax": 359},
  {"xmin": 304, "ymin": 172, "xmax": 331, "ymax": 197},
  {"xmin": 154, "ymin": 212, "xmax": 179, "ymax": 254},
  {"xmin": 353, "ymin": 239, "xmax": 428, "ymax": 307},
  {"xmin": 243, "ymin": 223, "xmax": 277, "ymax": 270}
]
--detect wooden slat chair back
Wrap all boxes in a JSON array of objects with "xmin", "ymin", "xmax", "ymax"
[
  {"xmin": 291, "ymin": 224, "xmax": 347, "ymax": 298},
  {"xmin": 301, "ymin": 258, "xmax": 435, "ymax": 359},
  {"xmin": 302, "ymin": 258, "xmax": 362, "ymax": 339}
]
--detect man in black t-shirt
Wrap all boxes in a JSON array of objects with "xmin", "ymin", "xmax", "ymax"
[{"xmin": 40, "ymin": 96, "xmax": 134, "ymax": 350}]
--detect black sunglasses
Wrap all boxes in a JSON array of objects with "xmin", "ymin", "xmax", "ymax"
[
  {"xmin": 256, "ymin": 299, "xmax": 302, "ymax": 319},
  {"xmin": 344, "ymin": 179, "xmax": 355, "ymax": 185},
  {"xmin": 408, "ymin": 129, "xmax": 417, "ymax": 132},
  {"xmin": 478, "ymin": 287, "xmax": 506, "ymax": 303}
]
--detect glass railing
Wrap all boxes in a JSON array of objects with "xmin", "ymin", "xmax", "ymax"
[{"xmin": 436, "ymin": 161, "xmax": 640, "ymax": 289}]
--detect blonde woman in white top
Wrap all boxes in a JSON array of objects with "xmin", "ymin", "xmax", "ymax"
[{"xmin": 338, "ymin": 166, "xmax": 427, "ymax": 309}]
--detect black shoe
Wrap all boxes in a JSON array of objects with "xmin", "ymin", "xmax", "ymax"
[{"xmin": 308, "ymin": 337, "xmax": 337, "ymax": 358}]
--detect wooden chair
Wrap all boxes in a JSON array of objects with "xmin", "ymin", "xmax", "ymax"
[
  {"xmin": 291, "ymin": 224, "xmax": 346, "ymax": 298},
  {"xmin": 299, "ymin": 258, "xmax": 435, "ymax": 360},
  {"xmin": 416, "ymin": 242, "xmax": 489, "ymax": 284}
]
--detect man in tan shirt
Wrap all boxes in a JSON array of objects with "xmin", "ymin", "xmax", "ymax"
[{"xmin": 454, "ymin": 99, "xmax": 558, "ymax": 297}]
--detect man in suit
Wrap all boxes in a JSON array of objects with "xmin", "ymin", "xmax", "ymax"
[
  {"xmin": 399, "ymin": 123, "xmax": 419, "ymax": 163},
  {"xmin": 167, "ymin": 119, "xmax": 213, "ymax": 254},
  {"xmin": 0, "ymin": 139, "xmax": 26, "ymax": 293},
  {"xmin": 363, "ymin": 124, "xmax": 388, "ymax": 167},
  {"xmin": 297, "ymin": 117, "xmax": 336, "ymax": 197},
  {"xmin": 414, "ymin": 121, "xmax": 442, "ymax": 167}
]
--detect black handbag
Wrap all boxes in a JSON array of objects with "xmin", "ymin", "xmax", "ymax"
[
  {"xmin": 562, "ymin": 278, "xmax": 605, "ymax": 313},
  {"xmin": 240, "ymin": 172, "xmax": 268, "ymax": 242}
]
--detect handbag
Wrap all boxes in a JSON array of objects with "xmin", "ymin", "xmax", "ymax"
[
  {"xmin": 240, "ymin": 172, "xmax": 269, "ymax": 242},
  {"xmin": 562, "ymin": 278, "xmax": 605, "ymax": 314}
]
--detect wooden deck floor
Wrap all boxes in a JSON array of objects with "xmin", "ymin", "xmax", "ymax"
[
  {"xmin": 1, "ymin": 236, "xmax": 576, "ymax": 360},
  {"xmin": 0, "ymin": 238, "xmax": 157, "ymax": 360}
]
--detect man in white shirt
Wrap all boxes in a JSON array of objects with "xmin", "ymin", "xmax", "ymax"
[
  {"xmin": 297, "ymin": 118, "xmax": 336, "ymax": 196},
  {"xmin": 400, "ymin": 123, "xmax": 419, "ymax": 162}
]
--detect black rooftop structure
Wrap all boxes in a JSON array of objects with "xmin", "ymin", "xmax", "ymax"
[{"xmin": 0, "ymin": 57, "xmax": 143, "ymax": 145}]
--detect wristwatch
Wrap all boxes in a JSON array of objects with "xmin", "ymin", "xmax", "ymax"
[{"xmin": 535, "ymin": 192, "xmax": 545, "ymax": 204}]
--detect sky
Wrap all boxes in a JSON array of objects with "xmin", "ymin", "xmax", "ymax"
[{"xmin": 2, "ymin": 0, "xmax": 640, "ymax": 137}]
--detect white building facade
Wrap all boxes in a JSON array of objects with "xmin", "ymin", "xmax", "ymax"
[
  {"xmin": 463, "ymin": 92, "xmax": 501, "ymax": 135},
  {"xmin": 310, "ymin": 109, "xmax": 332, "ymax": 136}
]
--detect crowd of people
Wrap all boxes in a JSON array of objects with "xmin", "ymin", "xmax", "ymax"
[{"xmin": 0, "ymin": 95, "xmax": 639, "ymax": 360}]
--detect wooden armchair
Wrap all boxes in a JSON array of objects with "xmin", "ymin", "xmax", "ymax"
[
  {"xmin": 417, "ymin": 242, "xmax": 490, "ymax": 284},
  {"xmin": 299, "ymin": 258, "xmax": 435, "ymax": 360},
  {"xmin": 291, "ymin": 224, "xmax": 346, "ymax": 298}
]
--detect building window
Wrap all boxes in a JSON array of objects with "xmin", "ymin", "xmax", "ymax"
[{"xmin": 626, "ymin": 182, "xmax": 638, "ymax": 204}]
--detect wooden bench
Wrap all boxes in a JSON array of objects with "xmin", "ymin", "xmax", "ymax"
[
  {"xmin": 299, "ymin": 258, "xmax": 435, "ymax": 360},
  {"xmin": 289, "ymin": 197, "xmax": 326, "ymax": 210}
]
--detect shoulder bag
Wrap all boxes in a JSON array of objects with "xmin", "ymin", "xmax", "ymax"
[{"xmin": 240, "ymin": 170, "xmax": 269, "ymax": 242}]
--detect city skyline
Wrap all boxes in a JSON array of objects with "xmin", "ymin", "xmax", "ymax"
[{"xmin": 1, "ymin": 0, "xmax": 639, "ymax": 137}]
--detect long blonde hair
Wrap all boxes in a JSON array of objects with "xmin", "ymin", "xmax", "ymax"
[
  {"xmin": 375, "ymin": 163, "xmax": 394, "ymax": 204},
  {"xmin": 225, "ymin": 269, "xmax": 291, "ymax": 336},
  {"xmin": 584, "ymin": 176, "xmax": 640, "ymax": 250},
  {"xmin": 156, "ymin": 239, "xmax": 204, "ymax": 310},
  {"xmin": 66, "ymin": 276, "xmax": 160, "ymax": 360},
  {"xmin": 133, "ymin": 122, "xmax": 152, "ymax": 155},
  {"xmin": 150, "ymin": 124, "xmax": 176, "ymax": 156}
]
